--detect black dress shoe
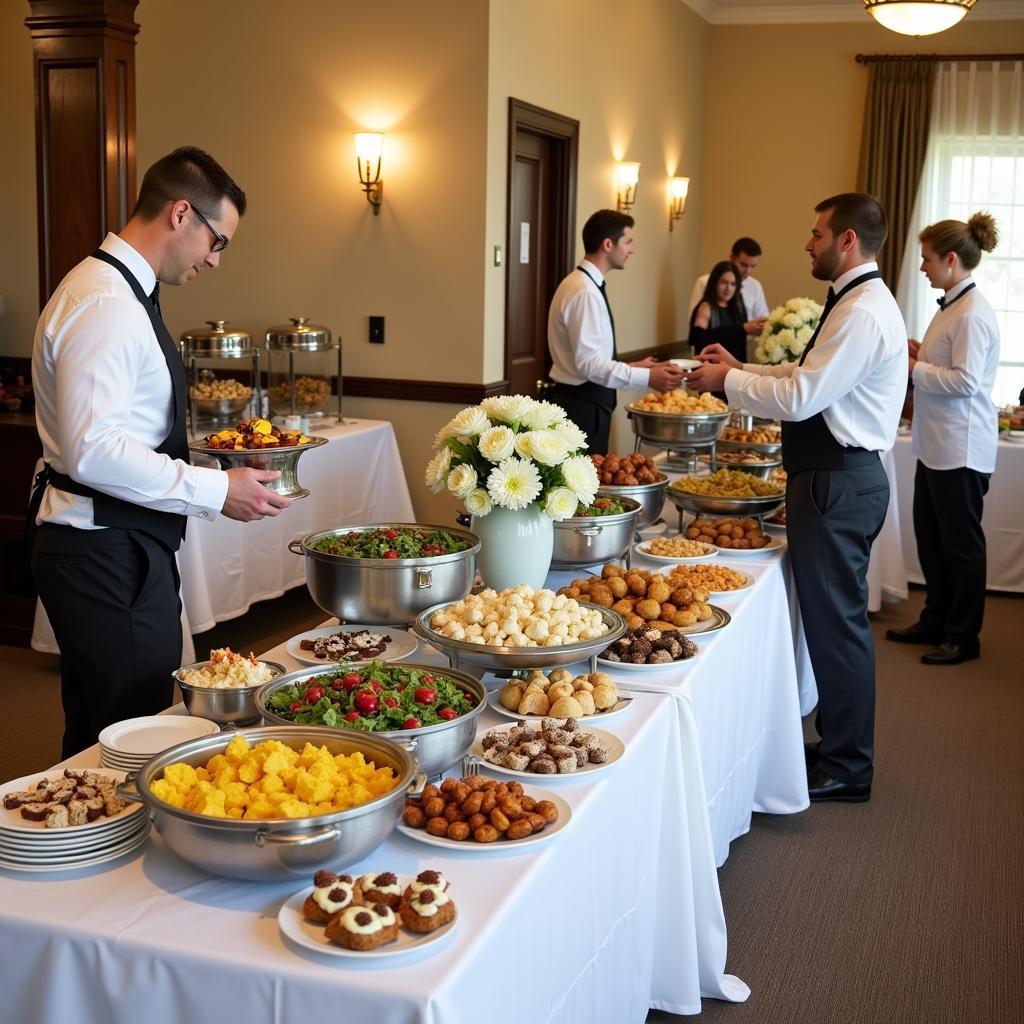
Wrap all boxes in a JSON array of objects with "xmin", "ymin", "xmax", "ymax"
[
  {"xmin": 807, "ymin": 766, "xmax": 871, "ymax": 803},
  {"xmin": 921, "ymin": 642, "xmax": 980, "ymax": 666},
  {"xmin": 804, "ymin": 741, "xmax": 821, "ymax": 769},
  {"xmin": 886, "ymin": 622, "xmax": 942, "ymax": 644}
]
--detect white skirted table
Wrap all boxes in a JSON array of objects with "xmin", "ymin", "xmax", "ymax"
[{"xmin": 892, "ymin": 434, "xmax": 1024, "ymax": 593}]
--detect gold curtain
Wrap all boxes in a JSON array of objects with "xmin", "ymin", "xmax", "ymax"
[{"xmin": 857, "ymin": 61, "xmax": 936, "ymax": 288}]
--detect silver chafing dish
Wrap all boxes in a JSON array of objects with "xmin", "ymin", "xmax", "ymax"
[
  {"xmin": 551, "ymin": 496, "xmax": 642, "ymax": 569},
  {"xmin": 179, "ymin": 320, "xmax": 260, "ymax": 438},
  {"xmin": 288, "ymin": 524, "xmax": 480, "ymax": 625},
  {"xmin": 666, "ymin": 486, "xmax": 786, "ymax": 521},
  {"xmin": 596, "ymin": 477, "xmax": 668, "ymax": 529},
  {"xmin": 118, "ymin": 726, "xmax": 422, "ymax": 881},
  {"xmin": 265, "ymin": 317, "xmax": 344, "ymax": 423},
  {"xmin": 255, "ymin": 663, "xmax": 486, "ymax": 776},
  {"xmin": 626, "ymin": 406, "xmax": 731, "ymax": 448}
]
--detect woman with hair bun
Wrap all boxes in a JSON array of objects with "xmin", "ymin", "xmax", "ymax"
[{"xmin": 886, "ymin": 212, "xmax": 1001, "ymax": 665}]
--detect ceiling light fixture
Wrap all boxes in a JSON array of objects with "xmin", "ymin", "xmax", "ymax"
[{"xmin": 864, "ymin": 0, "xmax": 975, "ymax": 38}]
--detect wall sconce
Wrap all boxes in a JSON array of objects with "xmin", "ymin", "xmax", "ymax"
[
  {"xmin": 354, "ymin": 132, "xmax": 384, "ymax": 215},
  {"xmin": 615, "ymin": 162, "xmax": 640, "ymax": 213},
  {"xmin": 668, "ymin": 177, "xmax": 689, "ymax": 232}
]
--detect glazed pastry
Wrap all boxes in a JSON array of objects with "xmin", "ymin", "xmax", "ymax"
[
  {"xmin": 302, "ymin": 871, "xmax": 362, "ymax": 923},
  {"xmin": 359, "ymin": 871, "xmax": 402, "ymax": 908},
  {"xmin": 324, "ymin": 902, "xmax": 400, "ymax": 950},
  {"xmin": 399, "ymin": 886, "xmax": 456, "ymax": 933}
]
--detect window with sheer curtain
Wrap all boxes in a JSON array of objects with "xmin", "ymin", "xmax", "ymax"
[{"xmin": 897, "ymin": 60, "xmax": 1024, "ymax": 407}]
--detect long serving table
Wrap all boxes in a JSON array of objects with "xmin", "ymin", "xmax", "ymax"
[{"xmin": 30, "ymin": 417, "xmax": 415, "ymax": 660}]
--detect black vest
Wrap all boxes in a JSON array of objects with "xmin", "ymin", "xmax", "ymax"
[
  {"xmin": 30, "ymin": 248, "xmax": 189, "ymax": 551},
  {"xmin": 781, "ymin": 271, "xmax": 882, "ymax": 473}
]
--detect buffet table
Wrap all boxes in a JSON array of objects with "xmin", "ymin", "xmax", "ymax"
[
  {"xmin": 30, "ymin": 418, "xmax": 415, "ymax": 656},
  {"xmin": 892, "ymin": 434, "xmax": 1024, "ymax": 593}
]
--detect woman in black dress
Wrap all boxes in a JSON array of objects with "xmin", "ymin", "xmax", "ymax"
[{"xmin": 689, "ymin": 261, "xmax": 749, "ymax": 364}]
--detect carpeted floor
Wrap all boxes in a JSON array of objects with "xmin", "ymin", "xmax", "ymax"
[{"xmin": 2, "ymin": 587, "xmax": 1020, "ymax": 1022}]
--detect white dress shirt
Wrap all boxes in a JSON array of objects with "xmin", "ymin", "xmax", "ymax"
[
  {"xmin": 724, "ymin": 262, "xmax": 907, "ymax": 453},
  {"xmin": 689, "ymin": 272, "xmax": 769, "ymax": 320},
  {"xmin": 33, "ymin": 233, "xmax": 228, "ymax": 529},
  {"xmin": 911, "ymin": 277, "xmax": 1000, "ymax": 474},
  {"xmin": 547, "ymin": 260, "xmax": 649, "ymax": 390}
]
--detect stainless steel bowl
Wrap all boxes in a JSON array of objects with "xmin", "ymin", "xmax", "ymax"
[
  {"xmin": 552, "ymin": 497, "xmax": 642, "ymax": 569},
  {"xmin": 715, "ymin": 438, "xmax": 783, "ymax": 457},
  {"xmin": 711, "ymin": 457, "xmax": 783, "ymax": 481},
  {"xmin": 626, "ymin": 407, "xmax": 731, "ymax": 446},
  {"xmin": 119, "ymin": 725, "xmax": 420, "ymax": 881},
  {"xmin": 414, "ymin": 602, "xmax": 627, "ymax": 673},
  {"xmin": 289, "ymin": 524, "xmax": 480, "ymax": 625},
  {"xmin": 596, "ymin": 477, "xmax": 668, "ymax": 529},
  {"xmin": 174, "ymin": 660, "xmax": 288, "ymax": 726},
  {"xmin": 188, "ymin": 436, "xmax": 328, "ymax": 500},
  {"xmin": 255, "ymin": 663, "xmax": 486, "ymax": 776},
  {"xmin": 190, "ymin": 393, "xmax": 252, "ymax": 419},
  {"xmin": 666, "ymin": 488, "xmax": 786, "ymax": 518}
]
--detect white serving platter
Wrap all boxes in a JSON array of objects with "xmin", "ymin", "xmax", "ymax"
[
  {"xmin": 0, "ymin": 769, "xmax": 144, "ymax": 836},
  {"xmin": 469, "ymin": 726, "xmax": 625, "ymax": 781},
  {"xmin": 285, "ymin": 624, "xmax": 419, "ymax": 666},
  {"xmin": 486, "ymin": 687, "xmax": 633, "ymax": 723},
  {"xmin": 635, "ymin": 539, "xmax": 719, "ymax": 564}
]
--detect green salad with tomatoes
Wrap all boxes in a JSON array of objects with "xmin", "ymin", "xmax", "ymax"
[
  {"xmin": 264, "ymin": 661, "xmax": 476, "ymax": 732},
  {"xmin": 312, "ymin": 526, "xmax": 471, "ymax": 560},
  {"xmin": 575, "ymin": 497, "xmax": 628, "ymax": 517}
]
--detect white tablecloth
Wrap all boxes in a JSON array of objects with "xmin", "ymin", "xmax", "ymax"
[
  {"xmin": 0, "ymin": 692, "xmax": 748, "ymax": 1022},
  {"xmin": 892, "ymin": 434, "xmax": 1024, "ymax": 593},
  {"xmin": 866, "ymin": 446, "xmax": 909, "ymax": 612},
  {"xmin": 30, "ymin": 418, "xmax": 414, "ymax": 659}
]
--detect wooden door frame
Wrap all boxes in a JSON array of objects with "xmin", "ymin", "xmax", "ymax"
[{"xmin": 504, "ymin": 98, "xmax": 579, "ymax": 388}]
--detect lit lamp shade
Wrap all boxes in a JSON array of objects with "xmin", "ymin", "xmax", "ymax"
[
  {"xmin": 669, "ymin": 177, "xmax": 690, "ymax": 204},
  {"xmin": 616, "ymin": 162, "xmax": 641, "ymax": 190},
  {"xmin": 864, "ymin": 0, "xmax": 974, "ymax": 37}
]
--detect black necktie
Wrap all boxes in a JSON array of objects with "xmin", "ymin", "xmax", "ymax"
[
  {"xmin": 150, "ymin": 282, "xmax": 162, "ymax": 319},
  {"xmin": 797, "ymin": 287, "xmax": 836, "ymax": 367}
]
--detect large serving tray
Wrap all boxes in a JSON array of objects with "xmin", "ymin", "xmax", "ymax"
[
  {"xmin": 714, "ymin": 438, "xmax": 783, "ymax": 457},
  {"xmin": 413, "ymin": 602, "xmax": 627, "ymax": 674},
  {"xmin": 626, "ymin": 406, "xmax": 731, "ymax": 447},
  {"xmin": 666, "ymin": 488, "xmax": 786, "ymax": 519}
]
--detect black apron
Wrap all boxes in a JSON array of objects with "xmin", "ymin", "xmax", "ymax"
[
  {"xmin": 781, "ymin": 271, "xmax": 883, "ymax": 473},
  {"xmin": 28, "ymin": 248, "xmax": 189, "ymax": 551}
]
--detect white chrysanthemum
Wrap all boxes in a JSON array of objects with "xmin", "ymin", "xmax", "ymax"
[
  {"xmin": 480, "ymin": 394, "xmax": 536, "ymax": 425},
  {"xmin": 478, "ymin": 425, "xmax": 517, "ymax": 462},
  {"xmin": 754, "ymin": 343, "xmax": 767, "ymax": 363},
  {"xmin": 465, "ymin": 487, "xmax": 492, "ymax": 516},
  {"xmin": 522, "ymin": 430, "xmax": 567, "ymax": 467},
  {"xmin": 785, "ymin": 297, "xmax": 803, "ymax": 313},
  {"xmin": 552, "ymin": 419, "xmax": 588, "ymax": 453},
  {"xmin": 776, "ymin": 328, "xmax": 796, "ymax": 349},
  {"xmin": 521, "ymin": 400, "xmax": 567, "ymax": 430},
  {"xmin": 782, "ymin": 312, "xmax": 802, "ymax": 329},
  {"xmin": 424, "ymin": 448, "xmax": 452, "ymax": 493},
  {"xmin": 561, "ymin": 454, "xmax": 599, "ymax": 505},
  {"xmin": 802, "ymin": 303, "xmax": 819, "ymax": 323},
  {"xmin": 545, "ymin": 486, "xmax": 579, "ymax": 521},
  {"xmin": 434, "ymin": 405, "xmax": 490, "ymax": 445},
  {"xmin": 486, "ymin": 457, "xmax": 543, "ymax": 511},
  {"xmin": 447, "ymin": 463, "xmax": 478, "ymax": 498}
]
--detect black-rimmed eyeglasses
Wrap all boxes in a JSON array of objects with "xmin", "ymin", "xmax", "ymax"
[{"xmin": 191, "ymin": 204, "xmax": 229, "ymax": 253}]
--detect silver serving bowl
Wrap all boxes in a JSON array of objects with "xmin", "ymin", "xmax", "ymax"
[
  {"xmin": 626, "ymin": 406, "xmax": 731, "ymax": 446},
  {"xmin": 174, "ymin": 659, "xmax": 288, "ymax": 726},
  {"xmin": 596, "ymin": 477, "xmax": 668, "ymax": 529},
  {"xmin": 711, "ymin": 457, "xmax": 783, "ymax": 481},
  {"xmin": 255, "ymin": 663, "xmax": 486, "ymax": 777},
  {"xmin": 289, "ymin": 524, "xmax": 480, "ymax": 626},
  {"xmin": 413, "ymin": 602, "xmax": 627, "ymax": 673},
  {"xmin": 188, "ymin": 436, "xmax": 327, "ymax": 500},
  {"xmin": 666, "ymin": 487, "xmax": 786, "ymax": 518},
  {"xmin": 552, "ymin": 497, "xmax": 642, "ymax": 569},
  {"xmin": 118, "ymin": 726, "xmax": 421, "ymax": 881},
  {"xmin": 715, "ymin": 438, "xmax": 783, "ymax": 457},
  {"xmin": 190, "ymin": 393, "xmax": 252, "ymax": 419}
]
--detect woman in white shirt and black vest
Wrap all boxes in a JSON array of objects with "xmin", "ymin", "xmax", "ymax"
[{"xmin": 886, "ymin": 213, "xmax": 1000, "ymax": 665}]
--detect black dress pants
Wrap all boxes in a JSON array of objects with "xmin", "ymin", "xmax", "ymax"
[
  {"xmin": 32, "ymin": 524, "xmax": 181, "ymax": 758},
  {"xmin": 547, "ymin": 388, "xmax": 612, "ymax": 455},
  {"xmin": 787, "ymin": 459, "xmax": 889, "ymax": 786},
  {"xmin": 912, "ymin": 460, "xmax": 989, "ymax": 649}
]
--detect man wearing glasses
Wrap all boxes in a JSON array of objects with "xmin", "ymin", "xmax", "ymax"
[{"xmin": 30, "ymin": 146, "xmax": 290, "ymax": 758}]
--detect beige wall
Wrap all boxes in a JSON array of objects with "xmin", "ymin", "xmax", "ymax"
[{"xmin": 700, "ymin": 17, "xmax": 1023, "ymax": 312}]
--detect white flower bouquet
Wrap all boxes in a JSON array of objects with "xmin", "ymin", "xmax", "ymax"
[
  {"xmin": 424, "ymin": 395, "xmax": 598, "ymax": 521},
  {"xmin": 754, "ymin": 297, "xmax": 823, "ymax": 365}
]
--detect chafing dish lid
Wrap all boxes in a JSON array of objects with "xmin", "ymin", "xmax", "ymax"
[
  {"xmin": 265, "ymin": 317, "xmax": 333, "ymax": 351},
  {"xmin": 180, "ymin": 320, "xmax": 254, "ymax": 357}
]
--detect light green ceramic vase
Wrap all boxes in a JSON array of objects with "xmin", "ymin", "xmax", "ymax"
[{"xmin": 471, "ymin": 504, "xmax": 554, "ymax": 591}]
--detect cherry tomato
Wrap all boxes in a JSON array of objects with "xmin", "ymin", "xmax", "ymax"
[
  {"xmin": 344, "ymin": 710, "xmax": 361, "ymax": 722},
  {"xmin": 414, "ymin": 687, "xmax": 437, "ymax": 705},
  {"xmin": 402, "ymin": 717, "xmax": 421, "ymax": 730},
  {"xmin": 370, "ymin": 681, "xmax": 381, "ymax": 692},
  {"xmin": 383, "ymin": 697, "xmax": 398, "ymax": 709},
  {"xmin": 438, "ymin": 707, "xmax": 458, "ymax": 721},
  {"xmin": 305, "ymin": 687, "xmax": 324, "ymax": 702},
  {"xmin": 384, "ymin": 550, "xmax": 399, "ymax": 559},
  {"xmin": 288, "ymin": 701, "xmax": 303, "ymax": 713},
  {"xmin": 331, "ymin": 680, "xmax": 346, "ymax": 691},
  {"xmin": 385, "ymin": 529, "xmax": 398, "ymax": 540},
  {"xmin": 354, "ymin": 691, "xmax": 379, "ymax": 714},
  {"xmin": 421, "ymin": 674, "xmax": 436, "ymax": 684}
]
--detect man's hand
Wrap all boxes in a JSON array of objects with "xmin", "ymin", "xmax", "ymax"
[
  {"xmin": 221, "ymin": 468, "xmax": 293, "ymax": 522},
  {"xmin": 908, "ymin": 338, "xmax": 921, "ymax": 357},
  {"xmin": 744, "ymin": 317, "xmax": 768, "ymax": 336},
  {"xmin": 631, "ymin": 356, "xmax": 686, "ymax": 392},
  {"xmin": 686, "ymin": 345, "xmax": 741, "ymax": 393}
]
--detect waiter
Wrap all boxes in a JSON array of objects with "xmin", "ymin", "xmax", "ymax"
[
  {"xmin": 688, "ymin": 193, "xmax": 906, "ymax": 803},
  {"xmin": 31, "ymin": 146, "xmax": 291, "ymax": 758},
  {"xmin": 546, "ymin": 209, "xmax": 684, "ymax": 453}
]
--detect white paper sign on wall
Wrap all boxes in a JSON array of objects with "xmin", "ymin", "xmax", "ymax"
[{"xmin": 519, "ymin": 222, "xmax": 530, "ymax": 264}]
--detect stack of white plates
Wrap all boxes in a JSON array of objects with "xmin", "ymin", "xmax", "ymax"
[
  {"xmin": 98, "ymin": 715, "xmax": 220, "ymax": 773},
  {"xmin": 0, "ymin": 769, "xmax": 150, "ymax": 872}
]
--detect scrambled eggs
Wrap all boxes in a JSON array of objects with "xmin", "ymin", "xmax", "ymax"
[{"xmin": 150, "ymin": 736, "xmax": 398, "ymax": 820}]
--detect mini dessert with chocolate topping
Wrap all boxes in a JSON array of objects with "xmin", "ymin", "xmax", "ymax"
[
  {"xmin": 399, "ymin": 884, "xmax": 456, "ymax": 933},
  {"xmin": 405, "ymin": 869, "xmax": 449, "ymax": 898},
  {"xmin": 360, "ymin": 871, "xmax": 402, "ymax": 908},
  {"xmin": 302, "ymin": 870, "xmax": 363, "ymax": 923},
  {"xmin": 324, "ymin": 901, "xmax": 400, "ymax": 950}
]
